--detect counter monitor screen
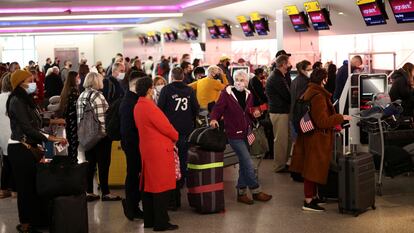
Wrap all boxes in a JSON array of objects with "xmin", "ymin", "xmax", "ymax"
[
  {"xmin": 308, "ymin": 11, "xmax": 329, "ymax": 30},
  {"xmin": 240, "ymin": 21, "xmax": 255, "ymax": 37},
  {"xmin": 289, "ymin": 13, "xmax": 309, "ymax": 32},
  {"xmin": 231, "ymin": 66, "xmax": 250, "ymax": 78},
  {"xmin": 358, "ymin": 1, "xmax": 387, "ymax": 26},
  {"xmin": 361, "ymin": 78, "xmax": 386, "ymax": 97},
  {"xmin": 389, "ymin": 0, "xmax": 414, "ymax": 23}
]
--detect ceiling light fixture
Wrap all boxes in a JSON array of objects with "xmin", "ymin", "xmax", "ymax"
[
  {"xmin": 0, "ymin": 13, "xmax": 183, "ymax": 21},
  {"xmin": 0, "ymin": 31, "xmax": 116, "ymax": 36},
  {"xmin": 338, "ymin": 12, "xmax": 344, "ymax": 15},
  {"xmin": 0, "ymin": 0, "xmax": 212, "ymax": 14},
  {"xmin": 180, "ymin": 0, "xmax": 210, "ymax": 8},
  {"xmin": 0, "ymin": 18, "xmax": 146, "ymax": 27},
  {"xmin": 0, "ymin": 24, "xmax": 132, "ymax": 33}
]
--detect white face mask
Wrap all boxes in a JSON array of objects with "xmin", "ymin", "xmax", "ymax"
[
  {"xmin": 25, "ymin": 82, "xmax": 37, "ymax": 94},
  {"xmin": 234, "ymin": 81, "xmax": 245, "ymax": 92},
  {"xmin": 155, "ymin": 85, "xmax": 164, "ymax": 93},
  {"xmin": 117, "ymin": 72, "xmax": 125, "ymax": 80},
  {"xmin": 306, "ymin": 70, "xmax": 312, "ymax": 78}
]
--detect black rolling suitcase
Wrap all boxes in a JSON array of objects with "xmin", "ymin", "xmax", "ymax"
[
  {"xmin": 318, "ymin": 132, "xmax": 342, "ymax": 200},
  {"xmin": 187, "ymin": 146, "xmax": 225, "ymax": 214},
  {"xmin": 50, "ymin": 194, "xmax": 88, "ymax": 233},
  {"xmin": 338, "ymin": 147, "xmax": 376, "ymax": 217}
]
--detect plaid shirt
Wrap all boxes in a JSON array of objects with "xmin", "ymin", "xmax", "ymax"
[{"xmin": 76, "ymin": 88, "xmax": 109, "ymax": 133}]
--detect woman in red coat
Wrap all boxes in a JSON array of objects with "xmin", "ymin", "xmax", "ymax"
[{"xmin": 133, "ymin": 77, "xmax": 179, "ymax": 231}]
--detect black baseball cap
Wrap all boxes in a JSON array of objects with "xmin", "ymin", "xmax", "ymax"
[{"xmin": 275, "ymin": 50, "xmax": 292, "ymax": 58}]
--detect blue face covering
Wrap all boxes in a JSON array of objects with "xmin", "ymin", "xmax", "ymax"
[{"xmin": 25, "ymin": 82, "xmax": 37, "ymax": 94}]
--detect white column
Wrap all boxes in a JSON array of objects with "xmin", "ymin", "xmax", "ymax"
[{"xmin": 276, "ymin": 9, "xmax": 284, "ymax": 51}]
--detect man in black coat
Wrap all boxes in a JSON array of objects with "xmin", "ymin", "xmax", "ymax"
[
  {"xmin": 265, "ymin": 55, "xmax": 292, "ymax": 173},
  {"xmin": 119, "ymin": 70, "xmax": 146, "ymax": 220},
  {"xmin": 158, "ymin": 67, "xmax": 199, "ymax": 209},
  {"xmin": 44, "ymin": 66, "xmax": 63, "ymax": 98},
  {"xmin": 103, "ymin": 62, "xmax": 125, "ymax": 105}
]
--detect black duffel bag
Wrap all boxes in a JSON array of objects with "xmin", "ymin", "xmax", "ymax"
[
  {"xmin": 36, "ymin": 156, "xmax": 88, "ymax": 197},
  {"xmin": 188, "ymin": 126, "xmax": 227, "ymax": 152}
]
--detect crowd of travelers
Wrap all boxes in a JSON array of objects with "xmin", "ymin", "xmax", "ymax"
[{"xmin": 0, "ymin": 51, "xmax": 413, "ymax": 233}]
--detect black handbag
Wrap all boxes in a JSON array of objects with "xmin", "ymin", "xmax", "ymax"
[
  {"xmin": 187, "ymin": 127, "xmax": 227, "ymax": 152},
  {"xmin": 22, "ymin": 142, "xmax": 45, "ymax": 163},
  {"xmin": 36, "ymin": 156, "xmax": 88, "ymax": 197}
]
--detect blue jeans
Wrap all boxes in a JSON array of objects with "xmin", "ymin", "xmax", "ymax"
[{"xmin": 228, "ymin": 139, "xmax": 260, "ymax": 194}]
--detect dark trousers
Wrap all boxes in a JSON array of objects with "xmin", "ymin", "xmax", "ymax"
[
  {"xmin": 8, "ymin": 144, "xmax": 38, "ymax": 224},
  {"xmin": 170, "ymin": 134, "xmax": 189, "ymax": 208},
  {"xmin": 124, "ymin": 148, "xmax": 141, "ymax": 214},
  {"xmin": 85, "ymin": 137, "xmax": 112, "ymax": 195},
  {"xmin": 304, "ymin": 179, "xmax": 317, "ymax": 199},
  {"xmin": 66, "ymin": 125, "xmax": 79, "ymax": 159},
  {"xmin": 1, "ymin": 155, "xmax": 15, "ymax": 191},
  {"xmin": 142, "ymin": 191, "xmax": 171, "ymax": 229}
]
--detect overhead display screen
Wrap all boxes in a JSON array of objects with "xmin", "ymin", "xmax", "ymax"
[
  {"xmin": 358, "ymin": 2, "xmax": 387, "ymax": 26},
  {"xmin": 289, "ymin": 14, "xmax": 308, "ymax": 32},
  {"xmin": 389, "ymin": 0, "xmax": 414, "ymax": 23},
  {"xmin": 308, "ymin": 11, "xmax": 329, "ymax": 30}
]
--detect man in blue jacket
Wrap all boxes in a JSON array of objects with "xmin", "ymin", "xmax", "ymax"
[
  {"xmin": 333, "ymin": 56, "xmax": 363, "ymax": 104},
  {"xmin": 119, "ymin": 70, "xmax": 146, "ymax": 220},
  {"xmin": 158, "ymin": 67, "xmax": 200, "ymax": 209}
]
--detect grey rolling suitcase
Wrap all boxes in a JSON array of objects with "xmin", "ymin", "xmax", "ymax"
[{"xmin": 338, "ymin": 150, "xmax": 376, "ymax": 216}]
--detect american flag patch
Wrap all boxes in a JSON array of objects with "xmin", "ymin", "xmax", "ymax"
[
  {"xmin": 247, "ymin": 132, "xmax": 256, "ymax": 145},
  {"xmin": 300, "ymin": 112, "xmax": 314, "ymax": 133}
]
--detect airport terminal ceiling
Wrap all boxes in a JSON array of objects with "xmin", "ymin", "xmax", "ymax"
[{"xmin": 0, "ymin": 0, "xmax": 413, "ymax": 36}]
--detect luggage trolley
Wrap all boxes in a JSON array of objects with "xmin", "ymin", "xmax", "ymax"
[{"xmin": 354, "ymin": 98, "xmax": 404, "ymax": 196}]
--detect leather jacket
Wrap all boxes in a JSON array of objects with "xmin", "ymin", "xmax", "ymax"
[{"xmin": 8, "ymin": 95, "xmax": 49, "ymax": 145}]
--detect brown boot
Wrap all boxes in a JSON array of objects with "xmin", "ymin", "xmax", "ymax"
[
  {"xmin": 237, "ymin": 194, "xmax": 254, "ymax": 205},
  {"xmin": 0, "ymin": 190, "xmax": 11, "ymax": 199},
  {"xmin": 253, "ymin": 192, "xmax": 272, "ymax": 202}
]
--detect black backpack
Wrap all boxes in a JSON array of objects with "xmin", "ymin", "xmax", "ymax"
[
  {"xmin": 105, "ymin": 97, "xmax": 122, "ymax": 141},
  {"xmin": 292, "ymin": 93, "xmax": 319, "ymax": 134}
]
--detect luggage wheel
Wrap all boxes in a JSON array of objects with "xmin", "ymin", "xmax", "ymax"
[
  {"xmin": 354, "ymin": 212, "xmax": 360, "ymax": 217},
  {"xmin": 371, "ymin": 205, "xmax": 376, "ymax": 210},
  {"xmin": 376, "ymin": 183, "xmax": 383, "ymax": 196}
]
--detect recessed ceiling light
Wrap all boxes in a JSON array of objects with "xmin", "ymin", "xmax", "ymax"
[
  {"xmin": 235, "ymin": 25, "xmax": 240, "ymax": 28},
  {"xmin": 338, "ymin": 12, "xmax": 344, "ymax": 15}
]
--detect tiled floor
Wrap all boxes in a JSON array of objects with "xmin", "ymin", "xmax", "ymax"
[{"xmin": 0, "ymin": 160, "xmax": 413, "ymax": 233}]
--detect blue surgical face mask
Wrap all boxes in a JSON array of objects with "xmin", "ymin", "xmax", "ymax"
[{"xmin": 25, "ymin": 82, "xmax": 37, "ymax": 94}]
